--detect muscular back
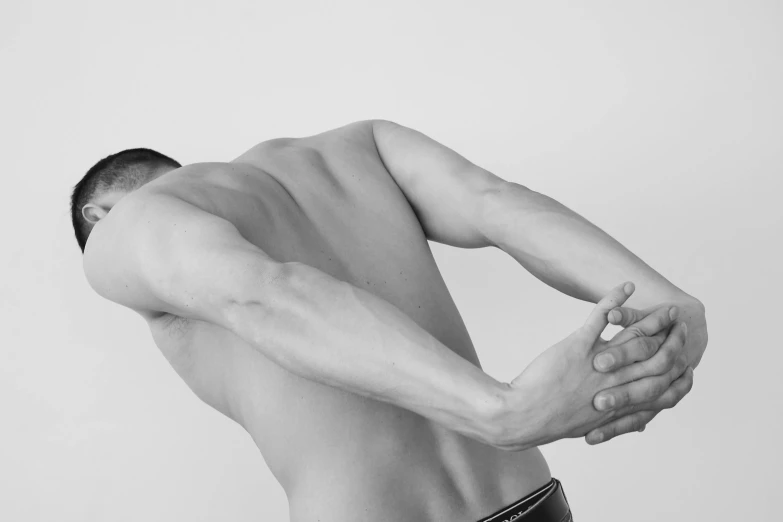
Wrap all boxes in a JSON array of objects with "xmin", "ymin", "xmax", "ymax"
[{"xmin": 93, "ymin": 121, "xmax": 550, "ymax": 521}]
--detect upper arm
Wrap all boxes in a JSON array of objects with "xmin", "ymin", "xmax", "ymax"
[
  {"xmin": 371, "ymin": 119, "xmax": 509, "ymax": 248},
  {"xmin": 83, "ymin": 193, "xmax": 286, "ymax": 328}
]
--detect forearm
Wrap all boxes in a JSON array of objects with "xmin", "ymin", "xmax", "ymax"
[
  {"xmin": 226, "ymin": 261, "xmax": 506, "ymax": 443},
  {"xmin": 484, "ymin": 182, "xmax": 700, "ymax": 310}
]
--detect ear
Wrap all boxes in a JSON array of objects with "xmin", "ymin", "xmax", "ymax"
[{"xmin": 82, "ymin": 203, "xmax": 108, "ymax": 224}]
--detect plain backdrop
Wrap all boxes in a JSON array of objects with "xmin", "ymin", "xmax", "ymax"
[{"xmin": 1, "ymin": 1, "xmax": 781, "ymax": 520}]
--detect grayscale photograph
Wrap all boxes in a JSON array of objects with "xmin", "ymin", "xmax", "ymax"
[{"xmin": 2, "ymin": 1, "xmax": 780, "ymax": 520}]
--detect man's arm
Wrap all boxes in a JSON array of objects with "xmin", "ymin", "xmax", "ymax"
[
  {"xmin": 371, "ymin": 119, "xmax": 702, "ymax": 313},
  {"xmin": 482, "ymin": 182, "xmax": 703, "ymax": 312},
  {"xmin": 370, "ymin": 120, "xmax": 708, "ymax": 438},
  {"xmin": 82, "ymin": 180, "xmax": 692, "ymax": 449},
  {"xmin": 481, "ymin": 182, "xmax": 708, "ymax": 372},
  {"xmin": 372, "ymin": 119, "xmax": 507, "ymax": 248},
  {"xmin": 83, "ymin": 191, "xmax": 507, "ymax": 445}
]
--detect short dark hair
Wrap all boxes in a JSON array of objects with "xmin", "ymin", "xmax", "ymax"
[{"xmin": 70, "ymin": 148, "xmax": 181, "ymax": 254}]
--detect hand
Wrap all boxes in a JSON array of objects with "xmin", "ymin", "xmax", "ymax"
[
  {"xmin": 604, "ymin": 297, "xmax": 707, "ymax": 373},
  {"xmin": 488, "ymin": 281, "xmax": 687, "ymax": 451},
  {"xmin": 583, "ymin": 298, "xmax": 707, "ymax": 444},
  {"xmin": 664, "ymin": 297, "xmax": 707, "ymax": 371}
]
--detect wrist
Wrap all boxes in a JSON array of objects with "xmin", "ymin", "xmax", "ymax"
[
  {"xmin": 472, "ymin": 379, "xmax": 512, "ymax": 444},
  {"xmin": 479, "ymin": 380, "xmax": 543, "ymax": 451}
]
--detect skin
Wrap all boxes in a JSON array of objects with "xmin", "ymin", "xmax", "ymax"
[
  {"xmin": 81, "ymin": 121, "xmax": 706, "ymax": 521},
  {"xmin": 494, "ymin": 284, "xmax": 696, "ymax": 450}
]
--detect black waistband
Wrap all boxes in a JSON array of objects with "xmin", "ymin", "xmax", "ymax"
[{"xmin": 477, "ymin": 477, "xmax": 571, "ymax": 522}]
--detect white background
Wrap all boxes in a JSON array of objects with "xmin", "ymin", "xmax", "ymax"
[{"xmin": 2, "ymin": 1, "xmax": 781, "ymax": 520}]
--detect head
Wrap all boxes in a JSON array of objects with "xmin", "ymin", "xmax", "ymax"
[{"xmin": 70, "ymin": 148, "xmax": 181, "ymax": 254}]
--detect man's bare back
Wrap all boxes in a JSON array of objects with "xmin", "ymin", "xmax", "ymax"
[
  {"xmin": 113, "ymin": 122, "xmax": 550, "ymax": 521},
  {"xmin": 81, "ymin": 120, "xmax": 706, "ymax": 522}
]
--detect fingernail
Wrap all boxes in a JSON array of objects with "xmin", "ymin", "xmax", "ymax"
[
  {"xmin": 611, "ymin": 309, "xmax": 622, "ymax": 322},
  {"xmin": 669, "ymin": 306, "xmax": 679, "ymax": 321},
  {"xmin": 687, "ymin": 366, "xmax": 694, "ymax": 376},
  {"xmin": 623, "ymin": 282, "xmax": 634, "ymax": 295},
  {"xmin": 597, "ymin": 395, "xmax": 615, "ymax": 411},
  {"xmin": 682, "ymin": 322, "xmax": 688, "ymax": 335},
  {"xmin": 596, "ymin": 353, "xmax": 615, "ymax": 371}
]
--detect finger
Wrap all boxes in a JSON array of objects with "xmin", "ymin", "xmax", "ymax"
[
  {"xmin": 582, "ymin": 282, "xmax": 635, "ymax": 340},
  {"xmin": 585, "ymin": 411, "xmax": 657, "ymax": 444},
  {"xmin": 607, "ymin": 304, "xmax": 679, "ymax": 347},
  {"xmin": 603, "ymin": 364, "xmax": 695, "ymax": 420},
  {"xmin": 593, "ymin": 329, "xmax": 669, "ymax": 372},
  {"xmin": 614, "ymin": 321, "xmax": 689, "ymax": 383},
  {"xmin": 606, "ymin": 306, "xmax": 646, "ymax": 326},
  {"xmin": 593, "ymin": 372, "xmax": 672, "ymax": 412},
  {"xmin": 587, "ymin": 367, "xmax": 695, "ymax": 444},
  {"xmin": 647, "ymin": 366, "xmax": 695, "ymax": 411}
]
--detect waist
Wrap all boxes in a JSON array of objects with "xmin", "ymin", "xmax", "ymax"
[{"xmin": 279, "ymin": 425, "xmax": 551, "ymax": 522}]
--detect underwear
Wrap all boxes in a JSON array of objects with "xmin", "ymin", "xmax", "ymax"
[{"xmin": 477, "ymin": 477, "xmax": 572, "ymax": 522}]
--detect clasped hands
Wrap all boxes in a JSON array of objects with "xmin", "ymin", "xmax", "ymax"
[{"xmin": 487, "ymin": 281, "xmax": 707, "ymax": 451}]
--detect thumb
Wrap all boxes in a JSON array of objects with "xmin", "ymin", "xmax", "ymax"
[{"xmin": 582, "ymin": 282, "xmax": 635, "ymax": 340}]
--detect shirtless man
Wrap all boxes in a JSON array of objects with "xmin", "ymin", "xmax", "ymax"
[{"xmin": 71, "ymin": 120, "xmax": 708, "ymax": 522}]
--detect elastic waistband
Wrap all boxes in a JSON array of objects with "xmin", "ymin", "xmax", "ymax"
[{"xmin": 477, "ymin": 477, "xmax": 571, "ymax": 522}]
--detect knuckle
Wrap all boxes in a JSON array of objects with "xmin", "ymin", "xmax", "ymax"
[
  {"xmin": 680, "ymin": 322, "xmax": 689, "ymax": 340},
  {"xmin": 656, "ymin": 382, "xmax": 669, "ymax": 400},
  {"xmin": 620, "ymin": 308, "xmax": 636, "ymax": 324},
  {"xmin": 630, "ymin": 339, "xmax": 645, "ymax": 359},
  {"xmin": 643, "ymin": 337, "xmax": 658, "ymax": 357},
  {"xmin": 627, "ymin": 325, "xmax": 644, "ymax": 338},
  {"xmin": 618, "ymin": 387, "xmax": 632, "ymax": 407},
  {"xmin": 656, "ymin": 312, "xmax": 670, "ymax": 330},
  {"xmin": 647, "ymin": 381, "xmax": 665, "ymax": 401},
  {"xmin": 603, "ymin": 372, "xmax": 620, "ymax": 388},
  {"xmin": 675, "ymin": 356, "xmax": 688, "ymax": 375},
  {"xmin": 651, "ymin": 355, "xmax": 669, "ymax": 374},
  {"xmin": 664, "ymin": 349, "xmax": 677, "ymax": 369}
]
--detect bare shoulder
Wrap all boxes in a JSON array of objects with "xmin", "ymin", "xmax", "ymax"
[
  {"xmin": 231, "ymin": 120, "xmax": 379, "ymax": 164},
  {"xmin": 82, "ymin": 191, "xmax": 170, "ymax": 320},
  {"xmin": 294, "ymin": 119, "xmax": 378, "ymax": 144},
  {"xmin": 82, "ymin": 189, "xmax": 231, "ymax": 321},
  {"xmin": 83, "ymin": 186, "xmax": 279, "ymax": 329}
]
